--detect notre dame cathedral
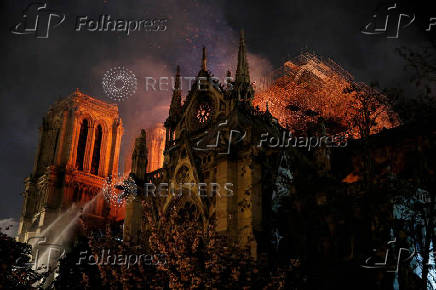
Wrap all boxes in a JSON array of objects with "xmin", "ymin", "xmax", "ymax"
[
  {"xmin": 17, "ymin": 31, "xmax": 326, "ymax": 258},
  {"xmin": 15, "ymin": 26, "xmax": 436, "ymax": 288},
  {"xmin": 124, "ymin": 31, "xmax": 298, "ymax": 257}
]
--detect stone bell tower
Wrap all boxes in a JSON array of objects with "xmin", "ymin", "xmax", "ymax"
[
  {"xmin": 123, "ymin": 129, "xmax": 148, "ymax": 243},
  {"xmin": 17, "ymin": 89, "xmax": 123, "ymax": 243}
]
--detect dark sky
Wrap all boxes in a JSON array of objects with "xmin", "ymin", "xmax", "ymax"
[{"xmin": 0, "ymin": 0, "xmax": 434, "ymax": 222}]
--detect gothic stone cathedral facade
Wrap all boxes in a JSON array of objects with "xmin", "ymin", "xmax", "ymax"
[
  {"xmin": 18, "ymin": 32, "xmax": 306, "ymax": 257},
  {"xmin": 124, "ymin": 32, "xmax": 296, "ymax": 257}
]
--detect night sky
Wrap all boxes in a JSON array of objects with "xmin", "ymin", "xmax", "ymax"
[{"xmin": 0, "ymin": 0, "xmax": 434, "ymax": 229}]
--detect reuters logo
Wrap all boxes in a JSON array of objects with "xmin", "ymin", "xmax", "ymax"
[
  {"xmin": 102, "ymin": 66, "xmax": 137, "ymax": 102},
  {"xmin": 102, "ymin": 175, "xmax": 138, "ymax": 208}
]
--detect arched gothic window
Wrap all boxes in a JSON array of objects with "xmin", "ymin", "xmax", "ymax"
[
  {"xmin": 76, "ymin": 119, "xmax": 88, "ymax": 170},
  {"xmin": 91, "ymin": 125, "xmax": 103, "ymax": 175}
]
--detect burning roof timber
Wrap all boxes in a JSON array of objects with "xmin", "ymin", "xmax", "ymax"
[{"xmin": 253, "ymin": 52, "xmax": 398, "ymax": 137}]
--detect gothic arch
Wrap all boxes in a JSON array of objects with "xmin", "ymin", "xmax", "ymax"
[
  {"xmin": 75, "ymin": 118, "xmax": 89, "ymax": 170},
  {"xmin": 91, "ymin": 124, "xmax": 103, "ymax": 175},
  {"xmin": 161, "ymin": 186, "xmax": 208, "ymax": 232},
  {"xmin": 92, "ymin": 120, "xmax": 109, "ymax": 176}
]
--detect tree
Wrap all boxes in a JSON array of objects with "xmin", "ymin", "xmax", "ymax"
[
  {"xmin": 52, "ymin": 235, "xmax": 102, "ymax": 289},
  {"xmin": 0, "ymin": 230, "xmax": 46, "ymax": 289},
  {"xmin": 391, "ymin": 47, "xmax": 436, "ymax": 125},
  {"xmin": 77, "ymin": 197, "xmax": 295, "ymax": 289},
  {"xmin": 343, "ymin": 82, "xmax": 396, "ymax": 140},
  {"xmin": 392, "ymin": 182, "xmax": 436, "ymax": 290}
]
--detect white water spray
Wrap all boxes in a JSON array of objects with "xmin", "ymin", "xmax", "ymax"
[
  {"xmin": 29, "ymin": 207, "xmax": 75, "ymax": 247},
  {"xmin": 34, "ymin": 192, "xmax": 102, "ymax": 273}
]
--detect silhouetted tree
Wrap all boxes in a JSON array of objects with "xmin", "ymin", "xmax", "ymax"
[{"xmin": 0, "ymin": 231, "xmax": 46, "ymax": 289}]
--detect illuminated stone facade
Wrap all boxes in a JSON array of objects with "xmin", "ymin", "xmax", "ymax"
[
  {"xmin": 145, "ymin": 125, "xmax": 166, "ymax": 172},
  {"xmin": 17, "ymin": 90, "xmax": 123, "ymax": 243},
  {"xmin": 124, "ymin": 124, "xmax": 166, "ymax": 175},
  {"xmin": 123, "ymin": 32, "xmax": 294, "ymax": 257},
  {"xmin": 17, "ymin": 33, "xmax": 328, "ymax": 258}
]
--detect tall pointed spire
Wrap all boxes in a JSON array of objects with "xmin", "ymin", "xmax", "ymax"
[
  {"xmin": 201, "ymin": 46, "xmax": 207, "ymax": 71},
  {"xmin": 232, "ymin": 29, "xmax": 254, "ymax": 102},
  {"xmin": 174, "ymin": 65, "xmax": 181, "ymax": 91},
  {"xmin": 235, "ymin": 29, "xmax": 250, "ymax": 84},
  {"xmin": 131, "ymin": 129, "xmax": 147, "ymax": 181},
  {"xmin": 168, "ymin": 65, "xmax": 182, "ymax": 124}
]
